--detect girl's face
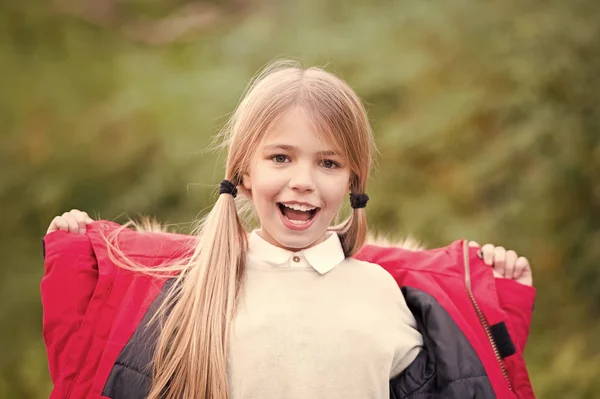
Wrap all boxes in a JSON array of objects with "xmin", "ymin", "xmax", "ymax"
[{"xmin": 242, "ymin": 106, "xmax": 351, "ymax": 251}]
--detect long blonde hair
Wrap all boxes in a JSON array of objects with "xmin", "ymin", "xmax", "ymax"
[{"xmin": 109, "ymin": 60, "xmax": 376, "ymax": 399}]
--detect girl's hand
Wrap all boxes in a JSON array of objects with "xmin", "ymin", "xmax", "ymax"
[
  {"xmin": 469, "ymin": 241, "xmax": 533, "ymax": 287},
  {"xmin": 46, "ymin": 209, "xmax": 94, "ymax": 235}
]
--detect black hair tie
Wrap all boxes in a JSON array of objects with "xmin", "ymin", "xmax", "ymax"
[
  {"xmin": 350, "ymin": 193, "xmax": 369, "ymax": 209},
  {"xmin": 219, "ymin": 179, "xmax": 238, "ymax": 198}
]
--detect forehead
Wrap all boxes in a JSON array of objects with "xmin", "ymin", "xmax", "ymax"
[{"xmin": 261, "ymin": 107, "xmax": 343, "ymax": 155}]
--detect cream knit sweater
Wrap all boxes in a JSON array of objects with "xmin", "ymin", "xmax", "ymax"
[{"xmin": 227, "ymin": 231, "xmax": 423, "ymax": 399}]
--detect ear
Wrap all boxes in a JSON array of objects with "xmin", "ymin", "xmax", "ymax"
[
  {"xmin": 240, "ymin": 173, "xmax": 252, "ymax": 198},
  {"xmin": 348, "ymin": 173, "xmax": 357, "ymax": 193}
]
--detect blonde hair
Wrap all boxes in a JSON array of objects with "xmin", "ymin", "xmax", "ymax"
[{"xmin": 107, "ymin": 60, "xmax": 376, "ymax": 399}]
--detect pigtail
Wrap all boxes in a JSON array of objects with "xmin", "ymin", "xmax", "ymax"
[
  {"xmin": 338, "ymin": 206, "xmax": 368, "ymax": 257},
  {"xmin": 335, "ymin": 175, "xmax": 369, "ymax": 257},
  {"xmin": 148, "ymin": 178, "xmax": 247, "ymax": 399}
]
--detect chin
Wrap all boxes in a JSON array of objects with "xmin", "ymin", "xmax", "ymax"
[
  {"xmin": 275, "ymin": 235, "xmax": 314, "ymax": 250},
  {"xmin": 274, "ymin": 229, "xmax": 323, "ymax": 251}
]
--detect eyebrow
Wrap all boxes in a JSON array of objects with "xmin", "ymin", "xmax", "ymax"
[{"xmin": 263, "ymin": 144, "xmax": 339, "ymax": 157}]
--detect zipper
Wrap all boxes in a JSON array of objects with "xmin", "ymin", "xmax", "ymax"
[{"xmin": 462, "ymin": 240, "xmax": 513, "ymax": 392}]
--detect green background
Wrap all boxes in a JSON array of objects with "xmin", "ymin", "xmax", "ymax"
[{"xmin": 1, "ymin": 0, "xmax": 599, "ymax": 397}]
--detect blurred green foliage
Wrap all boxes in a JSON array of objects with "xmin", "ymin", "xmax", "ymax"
[{"xmin": 1, "ymin": 0, "xmax": 599, "ymax": 397}]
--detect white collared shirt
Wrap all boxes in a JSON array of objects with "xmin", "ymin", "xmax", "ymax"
[
  {"xmin": 247, "ymin": 230, "xmax": 345, "ymax": 275},
  {"xmin": 228, "ymin": 230, "xmax": 423, "ymax": 399}
]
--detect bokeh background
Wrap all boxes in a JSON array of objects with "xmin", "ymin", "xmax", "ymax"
[{"xmin": 2, "ymin": 0, "xmax": 599, "ymax": 397}]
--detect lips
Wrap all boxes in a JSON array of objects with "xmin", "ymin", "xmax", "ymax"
[
  {"xmin": 277, "ymin": 203, "xmax": 320, "ymax": 231},
  {"xmin": 277, "ymin": 203, "xmax": 319, "ymax": 222}
]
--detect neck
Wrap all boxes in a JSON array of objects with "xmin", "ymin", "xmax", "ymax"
[{"xmin": 257, "ymin": 229, "xmax": 328, "ymax": 252}]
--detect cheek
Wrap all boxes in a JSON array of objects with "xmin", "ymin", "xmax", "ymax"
[
  {"xmin": 250, "ymin": 167, "xmax": 283, "ymax": 202},
  {"xmin": 321, "ymin": 173, "xmax": 351, "ymax": 209}
]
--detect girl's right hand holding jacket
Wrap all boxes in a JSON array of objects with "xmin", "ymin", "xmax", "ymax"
[{"xmin": 46, "ymin": 209, "xmax": 94, "ymax": 235}]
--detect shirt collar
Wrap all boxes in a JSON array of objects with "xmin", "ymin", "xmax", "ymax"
[{"xmin": 247, "ymin": 230, "xmax": 346, "ymax": 275}]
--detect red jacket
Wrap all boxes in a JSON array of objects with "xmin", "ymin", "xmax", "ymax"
[{"xmin": 41, "ymin": 221, "xmax": 536, "ymax": 398}]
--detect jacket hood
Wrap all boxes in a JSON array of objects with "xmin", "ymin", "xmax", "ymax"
[
  {"xmin": 85, "ymin": 220, "xmax": 430, "ymax": 257},
  {"xmin": 79, "ymin": 220, "xmax": 466, "ymax": 280}
]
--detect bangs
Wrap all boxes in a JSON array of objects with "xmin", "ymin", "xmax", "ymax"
[
  {"xmin": 261, "ymin": 104, "xmax": 350, "ymax": 161},
  {"xmin": 307, "ymin": 109, "xmax": 350, "ymax": 160},
  {"xmin": 300, "ymin": 100, "xmax": 357, "ymax": 168}
]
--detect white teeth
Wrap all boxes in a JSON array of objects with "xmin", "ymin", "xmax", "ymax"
[
  {"xmin": 286, "ymin": 217, "xmax": 310, "ymax": 225},
  {"xmin": 281, "ymin": 203, "xmax": 316, "ymax": 212}
]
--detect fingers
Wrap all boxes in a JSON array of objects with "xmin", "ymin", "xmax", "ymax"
[
  {"xmin": 513, "ymin": 256, "xmax": 528, "ymax": 279},
  {"xmin": 505, "ymin": 250, "xmax": 518, "ymax": 279},
  {"xmin": 480, "ymin": 245, "xmax": 514, "ymax": 278},
  {"xmin": 514, "ymin": 256, "xmax": 533, "ymax": 286},
  {"xmin": 46, "ymin": 209, "xmax": 94, "ymax": 235},
  {"xmin": 61, "ymin": 212, "xmax": 80, "ymax": 234},
  {"xmin": 47, "ymin": 216, "xmax": 69, "ymax": 234},
  {"xmin": 492, "ymin": 246, "xmax": 507, "ymax": 276},
  {"xmin": 481, "ymin": 244, "xmax": 495, "ymax": 266},
  {"xmin": 478, "ymin": 242, "xmax": 534, "ymax": 286},
  {"xmin": 469, "ymin": 241, "xmax": 486, "ymax": 260},
  {"xmin": 71, "ymin": 210, "xmax": 93, "ymax": 234}
]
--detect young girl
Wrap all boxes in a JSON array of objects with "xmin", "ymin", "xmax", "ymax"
[{"xmin": 43, "ymin": 61, "xmax": 535, "ymax": 399}]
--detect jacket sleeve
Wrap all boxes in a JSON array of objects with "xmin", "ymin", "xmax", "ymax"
[
  {"xmin": 495, "ymin": 277, "xmax": 536, "ymax": 399},
  {"xmin": 494, "ymin": 277, "xmax": 536, "ymax": 352},
  {"xmin": 40, "ymin": 230, "xmax": 98, "ymax": 384}
]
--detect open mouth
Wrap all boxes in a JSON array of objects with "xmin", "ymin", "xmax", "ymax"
[{"xmin": 277, "ymin": 202, "xmax": 320, "ymax": 225}]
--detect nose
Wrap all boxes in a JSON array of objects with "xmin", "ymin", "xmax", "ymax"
[{"xmin": 289, "ymin": 162, "xmax": 316, "ymax": 193}]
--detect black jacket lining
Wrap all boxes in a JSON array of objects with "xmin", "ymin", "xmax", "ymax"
[
  {"xmin": 104, "ymin": 282, "xmax": 498, "ymax": 398},
  {"xmin": 113, "ymin": 361, "xmax": 152, "ymax": 378}
]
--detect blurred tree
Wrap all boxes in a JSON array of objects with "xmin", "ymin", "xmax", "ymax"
[{"xmin": 1, "ymin": 0, "xmax": 599, "ymax": 397}]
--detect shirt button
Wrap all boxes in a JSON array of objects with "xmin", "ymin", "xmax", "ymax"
[{"xmin": 292, "ymin": 256, "xmax": 301, "ymax": 263}]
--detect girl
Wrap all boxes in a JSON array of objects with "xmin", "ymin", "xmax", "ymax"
[{"xmin": 43, "ymin": 61, "xmax": 535, "ymax": 399}]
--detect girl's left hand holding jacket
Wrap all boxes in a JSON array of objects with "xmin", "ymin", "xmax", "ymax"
[
  {"xmin": 470, "ymin": 240, "xmax": 533, "ymax": 287},
  {"xmin": 41, "ymin": 212, "xmax": 536, "ymax": 399}
]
